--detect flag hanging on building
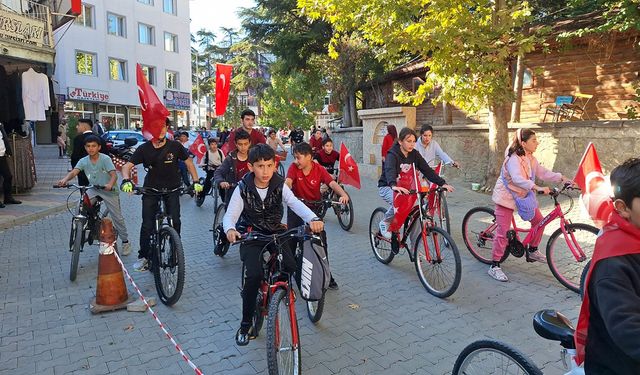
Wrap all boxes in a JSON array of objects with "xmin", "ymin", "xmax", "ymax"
[
  {"xmin": 188, "ymin": 133, "xmax": 206, "ymax": 163},
  {"xmin": 215, "ymin": 64, "xmax": 233, "ymax": 116},
  {"xmin": 338, "ymin": 143, "xmax": 361, "ymax": 189},
  {"xmin": 136, "ymin": 64, "xmax": 169, "ymax": 140},
  {"xmin": 574, "ymin": 142, "xmax": 614, "ymax": 228}
]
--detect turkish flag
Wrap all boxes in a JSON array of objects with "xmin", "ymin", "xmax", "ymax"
[
  {"xmin": 215, "ymin": 64, "xmax": 233, "ymax": 116},
  {"xmin": 574, "ymin": 142, "xmax": 614, "ymax": 228},
  {"xmin": 390, "ymin": 163, "xmax": 418, "ymax": 231},
  {"xmin": 189, "ymin": 133, "xmax": 206, "ymax": 164},
  {"xmin": 338, "ymin": 143, "xmax": 361, "ymax": 189},
  {"xmin": 136, "ymin": 64, "xmax": 169, "ymax": 140}
]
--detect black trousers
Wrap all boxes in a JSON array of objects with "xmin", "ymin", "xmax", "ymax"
[
  {"xmin": 240, "ymin": 239, "xmax": 297, "ymax": 325},
  {"xmin": 0, "ymin": 156, "xmax": 13, "ymax": 199},
  {"xmin": 138, "ymin": 192, "xmax": 181, "ymax": 259}
]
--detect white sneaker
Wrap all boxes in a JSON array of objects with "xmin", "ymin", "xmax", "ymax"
[
  {"xmin": 488, "ymin": 266, "xmax": 508, "ymax": 282},
  {"xmin": 378, "ymin": 220, "xmax": 392, "ymax": 239},
  {"xmin": 528, "ymin": 250, "xmax": 547, "ymax": 263},
  {"xmin": 133, "ymin": 258, "xmax": 149, "ymax": 272},
  {"xmin": 121, "ymin": 241, "xmax": 131, "ymax": 256}
]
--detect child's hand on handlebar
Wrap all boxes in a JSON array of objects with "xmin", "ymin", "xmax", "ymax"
[
  {"xmin": 534, "ymin": 186, "xmax": 551, "ymax": 195},
  {"xmin": 226, "ymin": 229, "xmax": 241, "ymax": 243},
  {"xmin": 309, "ymin": 220, "xmax": 324, "ymax": 233},
  {"xmin": 56, "ymin": 179, "xmax": 67, "ymax": 187},
  {"xmin": 442, "ymin": 184, "xmax": 455, "ymax": 192},
  {"xmin": 392, "ymin": 186, "xmax": 410, "ymax": 194},
  {"xmin": 339, "ymin": 195, "xmax": 349, "ymax": 205},
  {"xmin": 220, "ymin": 182, "xmax": 231, "ymax": 189}
]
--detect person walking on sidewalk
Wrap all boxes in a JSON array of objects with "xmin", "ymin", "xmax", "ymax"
[
  {"xmin": 57, "ymin": 135, "xmax": 130, "ymax": 255},
  {"xmin": 488, "ymin": 128, "xmax": 573, "ymax": 282},
  {"xmin": 0, "ymin": 122, "xmax": 21, "ymax": 207}
]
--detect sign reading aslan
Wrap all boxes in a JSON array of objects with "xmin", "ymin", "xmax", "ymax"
[
  {"xmin": 0, "ymin": 9, "xmax": 45, "ymax": 47},
  {"xmin": 67, "ymin": 87, "xmax": 110, "ymax": 102}
]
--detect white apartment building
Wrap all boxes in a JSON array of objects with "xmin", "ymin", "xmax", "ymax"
[{"xmin": 53, "ymin": 0, "xmax": 191, "ymax": 130}]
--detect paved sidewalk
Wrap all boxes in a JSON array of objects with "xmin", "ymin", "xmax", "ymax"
[{"xmin": 0, "ymin": 145, "xmax": 73, "ymax": 230}]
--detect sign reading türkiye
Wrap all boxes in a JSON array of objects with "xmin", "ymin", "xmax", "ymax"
[{"xmin": 0, "ymin": 9, "xmax": 46, "ymax": 47}]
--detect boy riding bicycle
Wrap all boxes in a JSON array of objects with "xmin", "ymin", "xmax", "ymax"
[
  {"xmin": 198, "ymin": 138, "xmax": 225, "ymax": 198},
  {"xmin": 287, "ymin": 142, "xmax": 349, "ymax": 289},
  {"xmin": 213, "ymin": 129, "xmax": 251, "ymax": 204},
  {"xmin": 224, "ymin": 144, "xmax": 323, "ymax": 346},
  {"xmin": 57, "ymin": 135, "xmax": 131, "ymax": 255},
  {"xmin": 120, "ymin": 123, "xmax": 202, "ymax": 271}
]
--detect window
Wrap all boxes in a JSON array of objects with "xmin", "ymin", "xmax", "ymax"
[
  {"xmin": 138, "ymin": 23, "xmax": 154, "ymax": 45},
  {"xmin": 165, "ymin": 70, "xmax": 178, "ymax": 89},
  {"xmin": 163, "ymin": 0, "xmax": 176, "ymax": 15},
  {"xmin": 109, "ymin": 58, "xmax": 127, "ymax": 81},
  {"xmin": 76, "ymin": 3, "xmax": 94, "ymax": 28},
  {"xmin": 164, "ymin": 32, "xmax": 178, "ymax": 52},
  {"xmin": 137, "ymin": 0, "xmax": 153, "ymax": 4},
  {"xmin": 140, "ymin": 65, "xmax": 156, "ymax": 85},
  {"xmin": 107, "ymin": 13, "xmax": 126, "ymax": 37},
  {"xmin": 76, "ymin": 51, "xmax": 96, "ymax": 76}
]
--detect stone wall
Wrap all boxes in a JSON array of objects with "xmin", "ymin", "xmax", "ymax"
[{"xmin": 329, "ymin": 127, "xmax": 363, "ymax": 162}]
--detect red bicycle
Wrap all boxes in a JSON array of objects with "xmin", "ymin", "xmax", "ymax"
[
  {"xmin": 418, "ymin": 162, "xmax": 451, "ymax": 234},
  {"xmin": 462, "ymin": 183, "xmax": 598, "ymax": 293}
]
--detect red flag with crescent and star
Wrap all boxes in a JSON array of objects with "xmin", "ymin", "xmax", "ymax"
[
  {"xmin": 573, "ymin": 143, "xmax": 614, "ymax": 228},
  {"xmin": 136, "ymin": 64, "xmax": 169, "ymax": 140},
  {"xmin": 215, "ymin": 64, "xmax": 233, "ymax": 116},
  {"xmin": 390, "ymin": 163, "xmax": 418, "ymax": 231},
  {"xmin": 338, "ymin": 143, "xmax": 361, "ymax": 189},
  {"xmin": 188, "ymin": 133, "xmax": 207, "ymax": 164}
]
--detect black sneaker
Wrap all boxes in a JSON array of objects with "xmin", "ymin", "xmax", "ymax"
[
  {"xmin": 235, "ymin": 324, "xmax": 252, "ymax": 346},
  {"xmin": 328, "ymin": 278, "xmax": 339, "ymax": 290}
]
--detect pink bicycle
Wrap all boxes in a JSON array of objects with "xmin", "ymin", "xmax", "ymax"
[{"xmin": 462, "ymin": 183, "xmax": 598, "ymax": 293}]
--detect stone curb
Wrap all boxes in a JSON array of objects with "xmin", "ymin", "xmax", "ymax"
[{"xmin": 0, "ymin": 202, "xmax": 68, "ymax": 231}]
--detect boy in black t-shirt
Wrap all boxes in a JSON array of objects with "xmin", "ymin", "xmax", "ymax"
[{"xmin": 121, "ymin": 125, "xmax": 202, "ymax": 271}]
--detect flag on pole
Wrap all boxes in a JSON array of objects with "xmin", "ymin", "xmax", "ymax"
[
  {"xmin": 573, "ymin": 142, "xmax": 614, "ymax": 228},
  {"xmin": 136, "ymin": 64, "xmax": 169, "ymax": 140},
  {"xmin": 215, "ymin": 64, "xmax": 233, "ymax": 116},
  {"xmin": 188, "ymin": 133, "xmax": 206, "ymax": 164},
  {"xmin": 338, "ymin": 143, "xmax": 361, "ymax": 189},
  {"xmin": 390, "ymin": 163, "xmax": 418, "ymax": 231}
]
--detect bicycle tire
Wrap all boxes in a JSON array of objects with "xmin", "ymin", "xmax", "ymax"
[
  {"xmin": 306, "ymin": 291, "xmax": 326, "ymax": 324},
  {"xmin": 369, "ymin": 207, "xmax": 395, "ymax": 264},
  {"xmin": 195, "ymin": 192, "xmax": 205, "ymax": 207},
  {"xmin": 212, "ymin": 203, "xmax": 229, "ymax": 257},
  {"xmin": 336, "ymin": 195, "xmax": 354, "ymax": 231},
  {"xmin": 452, "ymin": 339, "xmax": 542, "ymax": 375},
  {"xmin": 434, "ymin": 192, "xmax": 451, "ymax": 234},
  {"xmin": 153, "ymin": 226, "xmax": 185, "ymax": 306},
  {"xmin": 579, "ymin": 259, "xmax": 591, "ymax": 300},
  {"xmin": 212, "ymin": 184, "xmax": 219, "ymax": 210},
  {"xmin": 69, "ymin": 219, "xmax": 83, "ymax": 282},
  {"xmin": 267, "ymin": 288, "xmax": 301, "ymax": 375},
  {"xmin": 546, "ymin": 223, "xmax": 598, "ymax": 293},
  {"xmin": 462, "ymin": 207, "xmax": 497, "ymax": 264},
  {"xmin": 413, "ymin": 226, "xmax": 461, "ymax": 298}
]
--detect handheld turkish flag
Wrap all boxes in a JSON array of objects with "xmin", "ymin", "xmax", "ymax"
[
  {"xmin": 215, "ymin": 64, "xmax": 233, "ymax": 116},
  {"xmin": 390, "ymin": 163, "xmax": 418, "ymax": 231},
  {"xmin": 189, "ymin": 133, "xmax": 206, "ymax": 164},
  {"xmin": 136, "ymin": 64, "xmax": 169, "ymax": 141},
  {"xmin": 338, "ymin": 143, "xmax": 361, "ymax": 189},
  {"xmin": 574, "ymin": 142, "xmax": 614, "ymax": 228}
]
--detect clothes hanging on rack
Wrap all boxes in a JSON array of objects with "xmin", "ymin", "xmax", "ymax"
[{"xmin": 21, "ymin": 68, "xmax": 50, "ymax": 121}]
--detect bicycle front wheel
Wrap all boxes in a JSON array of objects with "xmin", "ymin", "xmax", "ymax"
[
  {"xmin": 267, "ymin": 288, "xmax": 301, "ymax": 375},
  {"xmin": 452, "ymin": 339, "xmax": 542, "ymax": 375},
  {"xmin": 212, "ymin": 203, "xmax": 229, "ymax": 257},
  {"xmin": 546, "ymin": 223, "xmax": 598, "ymax": 293},
  {"xmin": 154, "ymin": 226, "xmax": 185, "ymax": 306},
  {"xmin": 69, "ymin": 218, "xmax": 84, "ymax": 281},
  {"xmin": 413, "ymin": 225, "xmax": 461, "ymax": 298},
  {"xmin": 462, "ymin": 207, "xmax": 497, "ymax": 264},
  {"xmin": 579, "ymin": 259, "xmax": 591, "ymax": 300},
  {"xmin": 336, "ymin": 195, "xmax": 354, "ymax": 231},
  {"xmin": 369, "ymin": 207, "xmax": 395, "ymax": 264},
  {"xmin": 435, "ymin": 192, "xmax": 451, "ymax": 234},
  {"xmin": 306, "ymin": 292, "xmax": 326, "ymax": 324}
]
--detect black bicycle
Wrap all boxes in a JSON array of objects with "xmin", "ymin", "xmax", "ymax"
[
  {"xmin": 133, "ymin": 186, "xmax": 187, "ymax": 306},
  {"xmin": 211, "ymin": 182, "xmax": 236, "ymax": 257},
  {"xmin": 195, "ymin": 166, "xmax": 220, "ymax": 208},
  {"xmin": 313, "ymin": 170, "xmax": 354, "ymax": 231},
  {"xmin": 55, "ymin": 184, "xmax": 108, "ymax": 281}
]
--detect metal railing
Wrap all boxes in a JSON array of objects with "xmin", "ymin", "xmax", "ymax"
[{"xmin": 0, "ymin": 0, "xmax": 53, "ymax": 48}]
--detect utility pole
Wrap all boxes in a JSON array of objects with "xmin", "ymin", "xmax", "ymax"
[{"xmin": 195, "ymin": 51, "xmax": 201, "ymax": 129}]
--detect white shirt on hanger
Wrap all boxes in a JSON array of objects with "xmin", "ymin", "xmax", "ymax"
[
  {"xmin": 22, "ymin": 68, "xmax": 51, "ymax": 121},
  {"xmin": 0, "ymin": 130, "xmax": 6, "ymax": 157}
]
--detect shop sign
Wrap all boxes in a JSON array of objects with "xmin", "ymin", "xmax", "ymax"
[
  {"xmin": 57, "ymin": 94, "xmax": 66, "ymax": 107},
  {"xmin": 0, "ymin": 9, "xmax": 46, "ymax": 47},
  {"xmin": 164, "ymin": 90, "xmax": 190, "ymax": 110},
  {"xmin": 67, "ymin": 87, "xmax": 110, "ymax": 102}
]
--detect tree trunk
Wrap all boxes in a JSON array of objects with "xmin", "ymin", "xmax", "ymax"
[
  {"xmin": 485, "ymin": 102, "xmax": 510, "ymax": 188},
  {"xmin": 442, "ymin": 102, "xmax": 453, "ymax": 125},
  {"xmin": 343, "ymin": 101, "xmax": 351, "ymax": 128},
  {"xmin": 349, "ymin": 93, "xmax": 358, "ymax": 127},
  {"xmin": 511, "ymin": 55, "xmax": 525, "ymax": 123},
  {"xmin": 342, "ymin": 91, "xmax": 358, "ymax": 128}
]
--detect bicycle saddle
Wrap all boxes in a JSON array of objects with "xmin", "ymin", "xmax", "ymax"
[{"xmin": 532, "ymin": 310, "xmax": 576, "ymax": 349}]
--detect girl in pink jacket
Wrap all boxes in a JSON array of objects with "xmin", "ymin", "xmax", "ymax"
[{"xmin": 489, "ymin": 128, "xmax": 572, "ymax": 282}]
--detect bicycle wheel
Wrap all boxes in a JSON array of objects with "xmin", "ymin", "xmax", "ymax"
[
  {"xmin": 369, "ymin": 207, "xmax": 395, "ymax": 264},
  {"xmin": 195, "ymin": 192, "xmax": 205, "ymax": 207},
  {"xmin": 153, "ymin": 226, "xmax": 185, "ymax": 306},
  {"xmin": 69, "ymin": 218, "xmax": 84, "ymax": 281},
  {"xmin": 278, "ymin": 162, "xmax": 285, "ymax": 177},
  {"xmin": 452, "ymin": 339, "xmax": 542, "ymax": 375},
  {"xmin": 413, "ymin": 225, "xmax": 461, "ymax": 298},
  {"xmin": 212, "ymin": 203, "xmax": 229, "ymax": 257},
  {"xmin": 306, "ymin": 292, "xmax": 325, "ymax": 324},
  {"xmin": 579, "ymin": 259, "xmax": 591, "ymax": 300},
  {"xmin": 546, "ymin": 223, "xmax": 598, "ymax": 293},
  {"xmin": 267, "ymin": 288, "xmax": 301, "ymax": 375},
  {"xmin": 462, "ymin": 207, "xmax": 497, "ymax": 264},
  {"xmin": 336, "ymin": 195, "xmax": 354, "ymax": 231},
  {"xmin": 434, "ymin": 192, "xmax": 451, "ymax": 234}
]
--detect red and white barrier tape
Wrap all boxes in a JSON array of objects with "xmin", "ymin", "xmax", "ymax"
[{"xmin": 111, "ymin": 249, "xmax": 204, "ymax": 375}]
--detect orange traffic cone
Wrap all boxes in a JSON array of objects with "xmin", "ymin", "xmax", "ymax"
[{"xmin": 90, "ymin": 218, "xmax": 131, "ymax": 313}]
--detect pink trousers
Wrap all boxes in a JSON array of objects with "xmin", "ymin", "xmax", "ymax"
[{"xmin": 492, "ymin": 204, "xmax": 544, "ymax": 262}]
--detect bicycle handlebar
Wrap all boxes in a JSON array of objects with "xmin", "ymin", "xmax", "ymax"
[
  {"xmin": 132, "ymin": 186, "xmax": 190, "ymax": 196},
  {"xmin": 54, "ymin": 184, "xmax": 105, "ymax": 190},
  {"xmin": 397, "ymin": 186, "xmax": 450, "ymax": 195},
  {"xmin": 234, "ymin": 225, "xmax": 318, "ymax": 245}
]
